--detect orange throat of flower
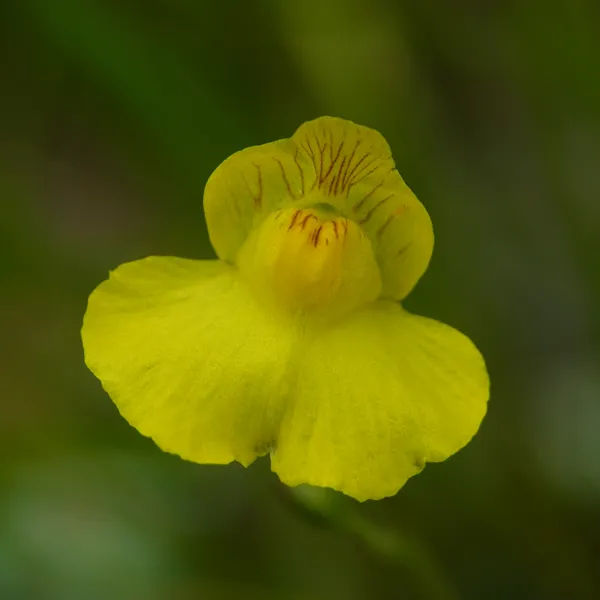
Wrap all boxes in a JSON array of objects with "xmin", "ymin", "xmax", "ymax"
[{"xmin": 236, "ymin": 206, "xmax": 382, "ymax": 317}]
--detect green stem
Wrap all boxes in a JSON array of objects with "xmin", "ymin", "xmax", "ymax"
[{"xmin": 282, "ymin": 485, "xmax": 459, "ymax": 600}]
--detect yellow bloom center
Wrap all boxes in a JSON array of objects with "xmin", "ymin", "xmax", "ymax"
[{"xmin": 236, "ymin": 206, "xmax": 381, "ymax": 317}]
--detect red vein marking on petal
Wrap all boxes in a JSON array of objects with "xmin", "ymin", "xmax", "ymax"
[
  {"xmin": 323, "ymin": 128, "xmax": 340, "ymax": 187},
  {"xmin": 353, "ymin": 178, "xmax": 386, "ymax": 213},
  {"xmin": 304, "ymin": 136, "xmax": 320, "ymax": 191},
  {"xmin": 300, "ymin": 213, "xmax": 317, "ymax": 230},
  {"xmin": 288, "ymin": 209, "xmax": 302, "ymax": 230},
  {"xmin": 273, "ymin": 157, "xmax": 297, "ymax": 200},
  {"xmin": 293, "ymin": 147, "xmax": 305, "ymax": 196},
  {"xmin": 303, "ymin": 136, "xmax": 315, "ymax": 160},
  {"xmin": 329, "ymin": 155, "xmax": 346, "ymax": 196},
  {"xmin": 332, "ymin": 221, "xmax": 339, "ymax": 239},
  {"xmin": 226, "ymin": 177, "xmax": 244, "ymax": 221},
  {"xmin": 303, "ymin": 136, "xmax": 316, "ymax": 169},
  {"xmin": 299, "ymin": 144, "xmax": 311, "ymax": 163},
  {"xmin": 397, "ymin": 241, "xmax": 412, "ymax": 256},
  {"xmin": 315, "ymin": 130, "xmax": 326, "ymax": 156},
  {"xmin": 359, "ymin": 194, "xmax": 394, "ymax": 225},
  {"xmin": 339, "ymin": 141, "xmax": 360, "ymax": 192},
  {"xmin": 326, "ymin": 129, "xmax": 334, "ymax": 182},
  {"xmin": 348, "ymin": 155, "xmax": 381, "ymax": 186},
  {"xmin": 341, "ymin": 147, "xmax": 367, "ymax": 192},
  {"xmin": 321, "ymin": 139, "xmax": 344, "ymax": 187},
  {"xmin": 313, "ymin": 225, "xmax": 323, "ymax": 247},
  {"xmin": 314, "ymin": 133, "xmax": 326, "ymax": 185},
  {"xmin": 376, "ymin": 214, "xmax": 394, "ymax": 238},
  {"xmin": 346, "ymin": 160, "xmax": 385, "ymax": 198},
  {"xmin": 242, "ymin": 167, "xmax": 262, "ymax": 210}
]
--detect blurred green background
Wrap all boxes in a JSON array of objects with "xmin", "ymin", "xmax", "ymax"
[{"xmin": 2, "ymin": 1, "xmax": 600, "ymax": 599}]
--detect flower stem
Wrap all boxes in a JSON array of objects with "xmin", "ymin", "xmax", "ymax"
[{"xmin": 282, "ymin": 485, "xmax": 459, "ymax": 600}]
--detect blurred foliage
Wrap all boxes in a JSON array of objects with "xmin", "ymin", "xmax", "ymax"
[{"xmin": 1, "ymin": 1, "xmax": 600, "ymax": 599}]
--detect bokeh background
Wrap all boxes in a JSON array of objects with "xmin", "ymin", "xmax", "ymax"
[{"xmin": 2, "ymin": 1, "xmax": 600, "ymax": 599}]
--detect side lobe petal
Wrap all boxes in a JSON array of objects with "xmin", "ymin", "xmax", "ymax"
[
  {"xmin": 271, "ymin": 302, "xmax": 489, "ymax": 501},
  {"xmin": 82, "ymin": 257, "xmax": 296, "ymax": 466},
  {"xmin": 203, "ymin": 139, "xmax": 314, "ymax": 262}
]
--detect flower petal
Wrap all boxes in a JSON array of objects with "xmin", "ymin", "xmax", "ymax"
[
  {"xmin": 204, "ymin": 117, "xmax": 433, "ymax": 300},
  {"xmin": 82, "ymin": 257, "xmax": 297, "ymax": 466},
  {"xmin": 237, "ymin": 207, "xmax": 381, "ymax": 318},
  {"xmin": 204, "ymin": 137, "xmax": 314, "ymax": 262},
  {"xmin": 271, "ymin": 302, "xmax": 489, "ymax": 501},
  {"xmin": 291, "ymin": 117, "xmax": 434, "ymax": 301}
]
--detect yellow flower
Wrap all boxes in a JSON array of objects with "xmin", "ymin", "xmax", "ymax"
[{"xmin": 82, "ymin": 117, "xmax": 489, "ymax": 501}]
